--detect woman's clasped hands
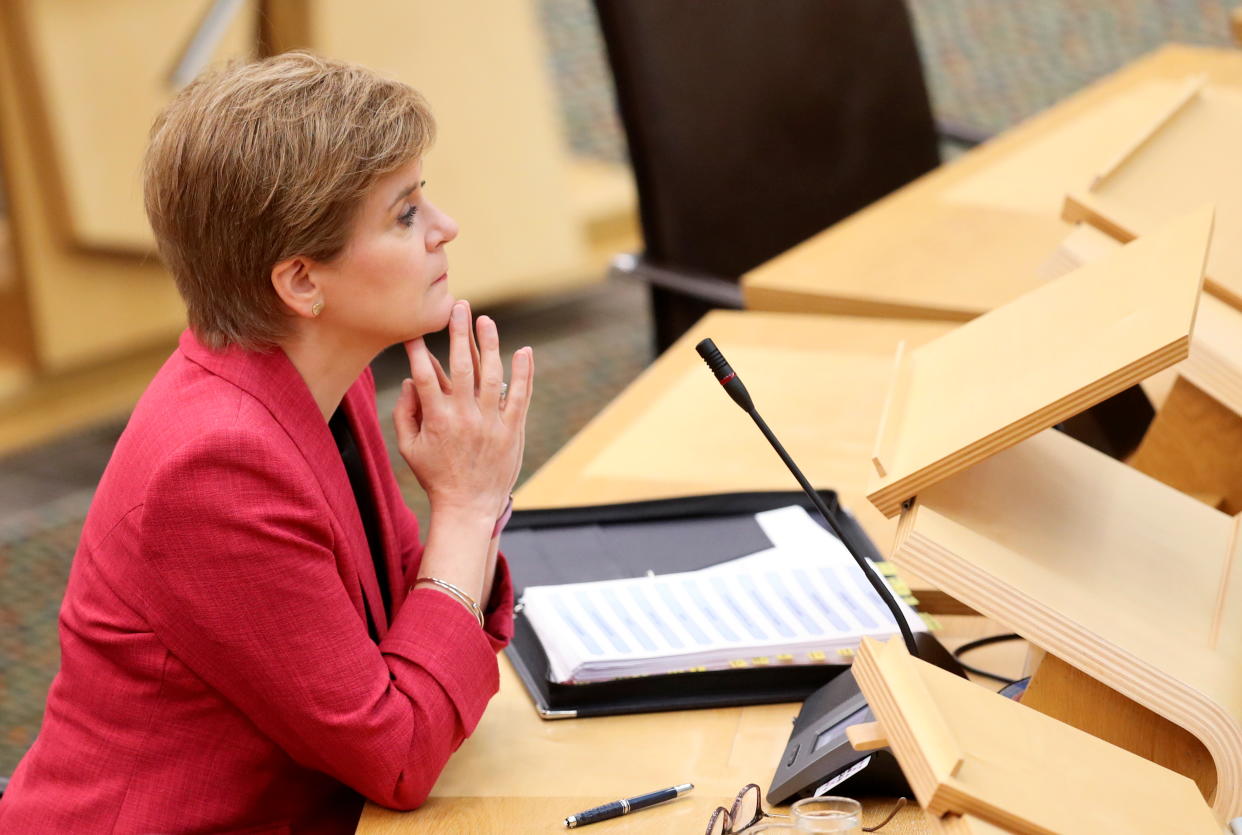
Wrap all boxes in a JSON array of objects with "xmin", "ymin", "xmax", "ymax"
[{"xmin": 393, "ymin": 299, "xmax": 533, "ymax": 523}]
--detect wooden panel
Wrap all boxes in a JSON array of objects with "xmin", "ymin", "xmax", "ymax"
[
  {"xmin": 1181, "ymin": 293, "xmax": 1242, "ymax": 416},
  {"xmin": 1064, "ymin": 83, "xmax": 1242, "ymax": 311},
  {"xmin": 852, "ymin": 638, "xmax": 1220, "ymax": 834},
  {"xmin": 866, "ymin": 207, "xmax": 1210, "ymax": 517},
  {"xmin": 931, "ymin": 813, "xmax": 1011, "ymax": 835},
  {"xmin": 742, "ymin": 47, "xmax": 1242, "ymax": 322},
  {"xmin": 275, "ymin": 0, "xmax": 589, "ymax": 306},
  {"xmin": 1022, "ymin": 653, "xmax": 1216, "ymax": 800},
  {"xmin": 1131, "ymin": 376, "xmax": 1242, "ymax": 515},
  {"xmin": 890, "ymin": 429, "xmax": 1242, "ymax": 819},
  {"xmin": 10, "ymin": 0, "xmax": 258, "ymax": 253},
  {"xmin": 0, "ymin": 6, "xmax": 187, "ymax": 371},
  {"xmin": 1040, "ymin": 225, "xmax": 1242, "ymax": 413}
]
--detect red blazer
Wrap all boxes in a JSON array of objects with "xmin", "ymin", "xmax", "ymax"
[{"xmin": 0, "ymin": 330, "xmax": 514, "ymax": 834}]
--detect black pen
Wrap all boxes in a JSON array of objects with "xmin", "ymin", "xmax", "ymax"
[{"xmin": 564, "ymin": 783, "xmax": 694, "ymax": 828}]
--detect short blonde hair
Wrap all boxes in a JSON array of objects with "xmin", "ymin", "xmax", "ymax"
[{"xmin": 144, "ymin": 51, "xmax": 435, "ymax": 351}]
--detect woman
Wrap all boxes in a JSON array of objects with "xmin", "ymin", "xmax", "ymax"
[{"xmin": 0, "ymin": 52, "xmax": 530, "ymax": 833}]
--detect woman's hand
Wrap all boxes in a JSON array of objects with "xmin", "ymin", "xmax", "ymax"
[{"xmin": 392, "ymin": 300, "xmax": 533, "ymax": 521}]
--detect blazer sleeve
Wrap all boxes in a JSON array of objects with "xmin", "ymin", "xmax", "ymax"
[{"xmin": 137, "ymin": 429, "xmax": 500, "ymax": 811}]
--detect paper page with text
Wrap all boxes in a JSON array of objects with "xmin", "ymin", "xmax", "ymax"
[{"xmin": 519, "ymin": 506, "xmax": 925, "ymax": 683}]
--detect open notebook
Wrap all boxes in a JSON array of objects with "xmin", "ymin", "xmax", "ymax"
[{"xmin": 519, "ymin": 507, "xmax": 926, "ymax": 684}]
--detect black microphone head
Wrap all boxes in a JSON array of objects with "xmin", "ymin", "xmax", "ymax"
[
  {"xmin": 695, "ymin": 338, "xmax": 732, "ymax": 381},
  {"xmin": 695, "ymin": 337, "xmax": 753, "ymax": 412}
]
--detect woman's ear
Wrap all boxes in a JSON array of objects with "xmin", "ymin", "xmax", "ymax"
[{"xmin": 270, "ymin": 256, "xmax": 324, "ymax": 319}]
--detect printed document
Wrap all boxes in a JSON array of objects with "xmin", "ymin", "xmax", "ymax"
[{"xmin": 519, "ymin": 506, "xmax": 926, "ymax": 683}]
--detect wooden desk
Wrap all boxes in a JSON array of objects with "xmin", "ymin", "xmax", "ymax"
[
  {"xmin": 357, "ymin": 616, "xmax": 1024, "ymax": 834},
  {"xmin": 516, "ymin": 310, "xmax": 953, "ymax": 576},
  {"xmin": 742, "ymin": 44, "xmax": 1242, "ymax": 321}
]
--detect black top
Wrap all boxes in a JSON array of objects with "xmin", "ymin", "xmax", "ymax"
[{"xmin": 329, "ymin": 408, "xmax": 391, "ymax": 640}]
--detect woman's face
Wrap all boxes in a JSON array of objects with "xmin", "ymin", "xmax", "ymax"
[{"xmin": 315, "ymin": 157, "xmax": 459, "ymax": 349}]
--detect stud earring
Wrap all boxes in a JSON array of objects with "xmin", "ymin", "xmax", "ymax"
[{"xmin": 311, "ymin": 301, "xmax": 324, "ymax": 317}]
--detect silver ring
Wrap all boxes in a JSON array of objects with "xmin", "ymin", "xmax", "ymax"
[{"xmin": 499, "ymin": 381, "xmax": 509, "ymax": 401}]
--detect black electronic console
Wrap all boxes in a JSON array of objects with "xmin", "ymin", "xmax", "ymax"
[{"xmin": 767, "ymin": 632, "xmax": 967, "ymax": 805}]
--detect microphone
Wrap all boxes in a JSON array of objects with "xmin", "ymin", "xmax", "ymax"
[{"xmin": 695, "ymin": 338, "xmax": 920, "ymax": 658}]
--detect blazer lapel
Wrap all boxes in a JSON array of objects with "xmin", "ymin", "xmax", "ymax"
[
  {"xmin": 177, "ymin": 330, "xmax": 389, "ymax": 634},
  {"xmin": 341, "ymin": 382, "xmax": 404, "ymax": 638}
]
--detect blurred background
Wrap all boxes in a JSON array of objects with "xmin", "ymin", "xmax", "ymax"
[{"xmin": 0, "ymin": 0, "xmax": 1238, "ymax": 777}]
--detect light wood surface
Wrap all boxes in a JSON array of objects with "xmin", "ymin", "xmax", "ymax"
[
  {"xmin": 932, "ymin": 814, "xmax": 1011, "ymax": 835},
  {"xmin": 513, "ymin": 309, "xmax": 970, "ymax": 611},
  {"xmin": 850, "ymin": 638, "xmax": 1219, "ymax": 834},
  {"xmin": 1131, "ymin": 376, "xmax": 1242, "ymax": 515},
  {"xmin": 1036, "ymin": 223, "xmax": 1185, "ymax": 408},
  {"xmin": 1179, "ymin": 292, "xmax": 1242, "ymax": 417},
  {"xmin": 1065, "ymin": 82, "xmax": 1242, "ymax": 310},
  {"xmin": 741, "ymin": 45, "xmax": 1242, "ymax": 322},
  {"xmin": 890, "ymin": 428, "xmax": 1242, "ymax": 821},
  {"xmin": 0, "ymin": 6, "xmax": 190, "ymax": 371},
  {"xmin": 1021, "ymin": 652, "xmax": 1216, "ymax": 800},
  {"xmin": 1087, "ymin": 73, "xmax": 1205, "ymax": 190},
  {"xmin": 865, "ymin": 207, "xmax": 1210, "ymax": 517},
  {"xmin": 1045, "ymin": 222, "xmax": 1242, "ymax": 512},
  {"xmin": 1130, "ymin": 287, "xmax": 1242, "ymax": 515},
  {"xmin": 356, "ymin": 616, "xmax": 1026, "ymax": 834}
]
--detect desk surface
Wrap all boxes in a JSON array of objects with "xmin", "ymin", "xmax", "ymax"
[
  {"xmin": 741, "ymin": 44, "xmax": 1242, "ymax": 321},
  {"xmin": 515, "ymin": 309, "xmax": 954, "ymax": 569},
  {"xmin": 357, "ymin": 616, "xmax": 1025, "ymax": 834}
]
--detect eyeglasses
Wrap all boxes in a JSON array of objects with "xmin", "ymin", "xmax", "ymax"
[
  {"xmin": 704, "ymin": 784, "xmax": 771, "ymax": 835},
  {"xmin": 704, "ymin": 785, "xmax": 905, "ymax": 834}
]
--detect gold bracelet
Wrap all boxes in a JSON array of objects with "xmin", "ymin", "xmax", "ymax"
[{"xmin": 412, "ymin": 577, "xmax": 485, "ymax": 628}]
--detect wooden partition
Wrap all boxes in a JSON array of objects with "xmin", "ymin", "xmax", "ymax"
[
  {"xmin": 866, "ymin": 207, "xmax": 1210, "ymax": 517},
  {"xmin": 0, "ymin": 1, "xmax": 258, "ymax": 373},
  {"xmin": 1064, "ymin": 79, "xmax": 1242, "ymax": 310},
  {"xmin": 848, "ymin": 637, "xmax": 1220, "ymax": 833},
  {"xmin": 1045, "ymin": 224, "xmax": 1242, "ymax": 513},
  {"xmin": 888, "ymin": 430, "xmax": 1242, "ymax": 821}
]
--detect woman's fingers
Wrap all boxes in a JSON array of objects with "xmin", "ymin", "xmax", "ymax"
[
  {"xmin": 392, "ymin": 378, "xmax": 422, "ymax": 444},
  {"xmin": 447, "ymin": 301, "xmax": 476, "ymax": 404},
  {"xmin": 466, "ymin": 301, "xmax": 483, "ymax": 394},
  {"xmin": 502, "ymin": 346, "xmax": 534, "ymax": 427},
  {"xmin": 427, "ymin": 351, "xmax": 451, "ymax": 394},
  {"xmin": 476, "ymin": 315, "xmax": 505, "ymax": 411},
  {"xmin": 407, "ymin": 337, "xmax": 446, "ymax": 418}
]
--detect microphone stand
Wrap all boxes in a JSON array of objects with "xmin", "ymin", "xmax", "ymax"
[{"xmin": 695, "ymin": 338, "xmax": 920, "ymax": 658}]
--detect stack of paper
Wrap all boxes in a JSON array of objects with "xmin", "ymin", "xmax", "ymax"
[{"xmin": 519, "ymin": 507, "xmax": 926, "ymax": 684}]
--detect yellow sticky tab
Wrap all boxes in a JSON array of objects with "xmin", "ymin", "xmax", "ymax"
[
  {"xmin": 752, "ymin": 656, "xmax": 771, "ymax": 666},
  {"xmin": 808, "ymin": 650, "xmax": 827, "ymax": 662},
  {"xmin": 836, "ymin": 647, "xmax": 856, "ymax": 658},
  {"xmin": 729, "ymin": 659, "xmax": 749, "ymax": 669},
  {"xmin": 776, "ymin": 653, "xmax": 795, "ymax": 663}
]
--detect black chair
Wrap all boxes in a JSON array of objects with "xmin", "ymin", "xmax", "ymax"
[
  {"xmin": 593, "ymin": 0, "xmax": 965, "ymax": 352},
  {"xmin": 592, "ymin": 0, "xmax": 1153, "ymax": 457}
]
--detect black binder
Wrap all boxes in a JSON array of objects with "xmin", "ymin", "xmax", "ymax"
[{"xmin": 503, "ymin": 490, "xmax": 886, "ymax": 718}]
